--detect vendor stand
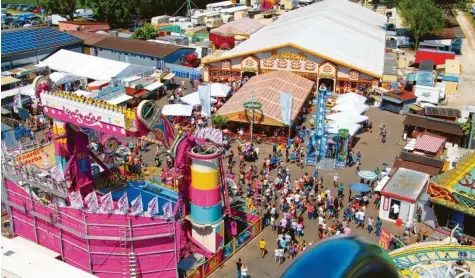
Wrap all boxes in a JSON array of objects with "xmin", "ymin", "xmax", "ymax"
[{"xmin": 379, "ymin": 168, "xmax": 430, "ymax": 224}]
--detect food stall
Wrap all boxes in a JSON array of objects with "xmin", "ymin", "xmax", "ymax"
[{"xmin": 379, "ymin": 168, "xmax": 430, "ymax": 224}]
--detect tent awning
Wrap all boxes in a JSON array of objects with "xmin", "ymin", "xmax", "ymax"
[
  {"xmin": 180, "ymin": 92, "xmax": 217, "ymax": 106},
  {"xmin": 162, "ymin": 104, "xmax": 194, "ymax": 116},
  {"xmin": 200, "ymin": 83, "xmax": 231, "ymax": 98},
  {"xmin": 145, "ymin": 81, "xmax": 164, "ymax": 91},
  {"xmin": 162, "ymin": 73, "xmax": 176, "ymax": 80},
  {"xmin": 331, "ymin": 101, "xmax": 369, "ymax": 114},
  {"xmin": 105, "ymin": 94, "xmax": 133, "ymax": 105},
  {"xmin": 49, "ymin": 72, "xmax": 82, "ymax": 84},
  {"xmin": 1, "ymin": 85, "xmax": 35, "ymax": 100},
  {"xmin": 335, "ymin": 92, "xmax": 367, "ymax": 104},
  {"xmin": 1, "ymin": 76, "xmax": 20, "ymax": 86},
  {"xmin": 326, "ymin": 112, "xmax": 368, "ymax": 123}
]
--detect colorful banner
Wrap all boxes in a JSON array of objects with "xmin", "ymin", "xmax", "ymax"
[
  {"xmin": 378, "ymin": 229, "xmax": 391, "ymax": 251},
  {"xmin": 100, "ymin": 192, "xmax": 114, "ymax": 214},
  {"xmin": 280, "ymin": 92, "xmax": 293, "ymax": 126},
  {"xmin": 198, "ymin": 84, "xmax": 212, "ymax": 118},
  {"xmin": 117, "ymin": 193, "xmax": 129, "ymax": 215},
  {"xmin": 203, "ymin": 239, "xmax": 235, "ymax": 276},
  {"xmin": 85, "ymin": 191, "xmax": 99, "ymax": 212},
  {"xmin": 131, "ymin": 194, "xmax": 143, "ymax": 215},
  {"xmin": 69, "ymin": 191, "xmax": 83, "ymax": 210},
  {"xmin": 147, "ymin": 197, "xmax": 159, "ymax": 215},
  {"xmin": 14, "ymin": 143, "xmax": 56, "ymax": 168},
  {"xmin": 236, "ymin": 221, "xmax": 260, "ymax": 251}
]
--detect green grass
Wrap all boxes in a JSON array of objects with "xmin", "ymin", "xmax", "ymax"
[{"xmin": 3, "ymin": 0, "xmax": 37, "ymax": 4}]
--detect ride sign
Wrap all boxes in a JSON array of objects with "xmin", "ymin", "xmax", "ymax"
[{"xmin": 243, "ymin": 101, "xmax": 262, "ymax": 110}]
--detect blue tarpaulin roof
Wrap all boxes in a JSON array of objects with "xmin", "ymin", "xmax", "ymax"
[
  {"xmin": 442, "ymin": 75, "xmax": 459, "ymax": 82},
  {"xmin": 1, "ymin": 123, "xmax": 19, "ymax": 149},
  {"xmin": 416, "ymin": 71, "xmax": 434, "ymax": 86}
]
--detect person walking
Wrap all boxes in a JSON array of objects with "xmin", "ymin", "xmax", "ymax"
[
  {"xmin": 260, "ymin": 238, "xmax": 267, "ymax": 258},
  {"xmin": 375, "ymin": 217, "xmax": 383, "ymax": 236},
  {"xmin": 367, "ymin": 216, "xmax": 374, "ymax": 234},
  {"xmin": 241, "ymin": 264, "xmax": 249, "ymax": 278},
  {"xmin": 333, "ymin": 173, "xmax": 339, "ymax": 187},
  {"xmin": 236, "ymin": 258, "xmax": 242, "ymax": 278}
]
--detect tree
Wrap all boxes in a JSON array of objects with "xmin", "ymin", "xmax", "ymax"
[
  {"xmin": 37, "ymin": 0, "xmax": 79, "ymax": 21},
  {"xmin": 211, "ymin": 115, "xmax": 229, "ymax": 129},
  {"xmin": 462, "ymin": 118, "xmax": 474, "ymax": 147},
  {"xmin": 132, "ymin": 24, "xmax": 158, "ymax": 40},
  {"xmin": 398, "ymin": 0, "xmax": 444, "ymax": 47},
  {"xmin": 89, "ymin": 0, "xmax": 140, "ymax": 28}
]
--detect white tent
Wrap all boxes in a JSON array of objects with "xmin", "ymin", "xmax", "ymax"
[
  {"xmin": 49, "ymin": 72, "xmax": 82, "ymax": 85},
  {"xmin": 327, "ymin": 121, "xmax": 361, "ymax": 136},
  {"xmin": 199, "ymin": 83, "xmax": 231, "ymax": 98},
  {"xmin": 1, "ymin": 85, "xmax": 35, "ymax": 100},
  {"xmin": 336, "ymin": 92, "xmax": 367, "ymax": 104},
  {"xmin": 326, "ymin": 111, "xmax": 368, "ymax": 123},
  {"xmin": 331, "ymin": 101, "xmax": 369, "ymax": 114},
  {"xmin": 40, "ymin": 49, "xmax": 152, "ymax": 81},
  {"xmin": 180, "ymin": 92, "xmax": 217, "ymax": 106},
  {"xmin": 162, "ymin": 104, "xmax": 194, "ymax": 116}
]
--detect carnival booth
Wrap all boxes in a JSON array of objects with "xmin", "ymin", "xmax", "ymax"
[{"xmin": 379, "ymin": 168, "xmax": 430, "ymax": 224}]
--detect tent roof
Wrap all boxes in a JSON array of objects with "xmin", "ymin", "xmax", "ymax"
[
  {"xmin": 180, "ymin": 92, "xmax": 217, "ymax": 106},
  {"xmin": 207, "ymin": 0, "xmax": 386, "ymax": 77},
  {"xmin": 336, "ymin": 92, "xmax": 367, "ymax": 104},
  {"xmin": 162, "ymin": 104, "xmax": 194, "ymax": 116},
  {"xmin": 211, "ymin": 18, "xmax": 265, "ymax": 36},
  {"xmin": 199, "ymin": 83, "xmax": 232, "ymax": 98},
  {"xmin": 40, "ymin": 49, "xmax": 152, "ymax": 81},
  {"xmin": 327, "ymin": 121, "xmax": 361, "ymax": 136},
  {"xmin": 1, "ymin": 84, "xmax": 35, "ymax": 100},
  {"xmin": 326, "ymin": 111, "xmax": 368, "ymax": 123},
  {"xmin": 331, "ymin": 101, "xmax": 368, "ymax": 114},
  {"xmin": 49, "ymin": 71, "xmax": 82, "ymax": 84},
  {"xmin": 217, "ymin": 71, "xmax": 315, "ymax": 124}
]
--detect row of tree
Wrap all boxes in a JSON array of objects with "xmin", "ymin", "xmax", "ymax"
[{"xmin": 37, "ymin": 0, "xmax": 215, "ymax": 28}]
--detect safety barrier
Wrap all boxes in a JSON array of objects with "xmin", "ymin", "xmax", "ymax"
[
  {"xmin": 165, "ymin": 63, "xmax": 202, "ymax": 81},
  {"xmin": 186, "ymin": 215, "xmax": 262, "ymax": 278}
]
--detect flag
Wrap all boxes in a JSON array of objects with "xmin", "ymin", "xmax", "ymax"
[
  {"xmin": 69, "ymin": 191, "xmax": 83, "ymax": 210},
  {"xmin": 147, "ymin": 197, "xmax": 159, "ymax": 215},
  {"xmin": 13, "ymin": 90, "xmax": 22, "ymax": 113},
  {"xmin": 280, "ymin": 92, "xmax": 293, "ymax": 126},
  {"xmin": 162, "ymin": 201, "xmax": 173, "ymax": 218},
  {"xmin": 131, "ymin": 194, "xmax": 143, "ymax": 215},
  {"xmin": 85, "ymin": 191, "xmax": 99, "ymax": 212},
  {"xmin": 117, "ymin": 193, "xmax": 129, "ymax": 215},
  {"xmin": 100, "ymin": 192, "xmax": 113, "ymax": 214},
  {"xmin": 198, "ymin": 85, "xmax": 211, "ymax": 117}
]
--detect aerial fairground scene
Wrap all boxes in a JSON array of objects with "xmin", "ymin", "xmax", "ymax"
[{"xmin": 1, "ymin": 0, "xmax": 475, "ymax": 277}]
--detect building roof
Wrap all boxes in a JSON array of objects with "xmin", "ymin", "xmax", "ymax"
[
  {"xmin": 394, "ymin": 159, "xmax": 442, "ymax": 176},
  {"xmin": 40, "ymin": 49, "xmax": 152, "ymax": 81},
  {"xmin": 217, "ymin": 71, "xmax": 315, "ymax": 125},
  {"xmin": 424, "ymin": 107, "xmax": 461, "ymax": 118},
  {"xmin": 403, "ymin": 114, "xmax": 463, "ymax": 136},
  {"xmin": 2, "ymin": 27, "xmax": 83, "ymax": 57},
  {"xmin": 383, "ymin": 90, "xmax": 417, "ymax": 103},
  {"xmin": 383, "ymin": 52, "xmax": 397, "ymax": 75},
  {"xmin": 1, "ymin": 76, "xmax": 20, "ymax": 86},
  {"xmin": 431, "ymin": 153, "xmax": 475, "ymax": 197},
  {"xmin": 211, "ymin": 18, "xmax": 265, "ymax": 36},
  {"xmin": 207, "ymin": 0, "xmax": 386, "ymax": 77},
  {"xmin": 60, "ymin": 21, "xmax": 109, "ymax": 26},
  {"xmin": 70, "ymin": 31, "xmax": 191, "ymax": 58},
  {"xmin": 399, "ymin": 151, "xmax": 445, "ymax": 169},
  {"xmin": 381, "ymin": 168, "xmax": 430, "ymax": 202},
  {"xmin": 414, "ymin": 134, "xmax": 447, "ymax": 154}
]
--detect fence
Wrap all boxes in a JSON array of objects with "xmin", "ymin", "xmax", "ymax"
[{"xmin": 186, "ymin": 215, "xmax": 262, "ymax": 278}]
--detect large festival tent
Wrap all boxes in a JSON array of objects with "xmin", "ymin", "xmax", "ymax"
[{"xmin": 40, "ymin": 49, "xmax": 152, "ymax": 81}]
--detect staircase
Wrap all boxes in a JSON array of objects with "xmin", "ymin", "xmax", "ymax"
[
  {"xmin": 120, "ymin": 227, "xmax": 130, "ymax": 278},
  {"xmin": 128, "ymin": 252, "xmax": 138, "ymax": 278}
]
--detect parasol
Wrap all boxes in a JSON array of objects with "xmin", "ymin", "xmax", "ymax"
[
  {"xmin": 358, "ymin": 170, "xmax": 378, "ymax": 181},
  {"xmin": 349, "ymin": 183, "xmax": 371, "ymax": 193}
]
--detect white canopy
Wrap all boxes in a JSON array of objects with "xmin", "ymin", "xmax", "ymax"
[
  {"xmin": 336, "ymin": 92, "xmax": 367, "ymax": 104},
  {"xmin": 106, "ymin": 94, "xmax": 133, "ymax": 105},
  {"xmin": 145, "ymin": 81, "xmax": 163, "ymax": 91},
  {"xmin": 199, "ymin": 83, "xmax": 231, "ymax": 98},
  {"xmin": 1, "ymin": 85, "xmax": 35, "ymax": 100},
  {"xmin": 162, "ymin": 104, "xmax": 194, "ymax": 116},
  {"xmin": 180, "ymin": 92, "xmax": 217, "ymax": 106},
  {"xmin": 40, "ymin": 49, "xmax": 152, "ymax": 81},
  {"xmin": 331, "ymin": 100, "xmax": 369, "ymax": 114},
  {"xmin": 49, "ymin": 71, "xmax": 82, "ymax": 85},
  {"xmin": 327, "ymin": 121, "xmax": 361, "ymax": 136},
  {"xmin": 326, "ymin": 111, "xmax": 368, "ymax": 123}
]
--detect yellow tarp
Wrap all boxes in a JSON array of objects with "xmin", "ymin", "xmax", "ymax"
[
  {"xmin": 445, "ymin": 81, "xmax": 458, "ymax": 95},
  {"xmin": 445, "ymin": 59, "xmax": 460, "ymax": 76},
  {"xmin": 1, "ymin": 76, "xmax": 20, "ymax": 86},
  {"xmin": 15, "ymin": 143, "xmax": 57, "ymax": 168}
]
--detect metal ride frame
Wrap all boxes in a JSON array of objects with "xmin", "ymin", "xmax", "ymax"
[
  {"xmin": 390, "ymin": 244, "xmax": 475, "ymax": 269},
  {"xmin": 1, "ymin": 162, "xmax": 178, "ymax": 277}
]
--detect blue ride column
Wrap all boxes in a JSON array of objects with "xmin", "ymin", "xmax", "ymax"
[{"xmin": 306, "ymin": 85, "xmax": 330, "ymax": 167}]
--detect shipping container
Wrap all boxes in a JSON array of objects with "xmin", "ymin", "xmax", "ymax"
[{"xmin": 415, "ymin": 49, "xmax": 456, "ymax": 66}]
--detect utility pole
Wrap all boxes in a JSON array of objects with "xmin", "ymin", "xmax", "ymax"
[{"xmin": 468, "ymin": 113, "xmax": 475, "ymax": 150}]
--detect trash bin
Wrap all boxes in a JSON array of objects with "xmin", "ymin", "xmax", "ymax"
[{"xmin": 396, "ymin": 218, "xmax": 403, "ymax": 227}]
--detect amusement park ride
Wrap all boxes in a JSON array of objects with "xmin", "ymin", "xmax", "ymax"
[{"xmin": 1, "ymin": 76, "xmax": 244, "ymax": 277}]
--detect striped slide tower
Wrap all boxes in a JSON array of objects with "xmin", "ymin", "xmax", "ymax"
[{"xmin": 188, "ymin": 145, "xmax": 225, "ymax": 253}]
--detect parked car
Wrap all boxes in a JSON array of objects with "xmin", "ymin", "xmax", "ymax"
[
  {"xmin": 32, "ymin": 7, "xmax": 41, "ymax": 13},
  {"xmin": 6, "ymin": 4, "xmax": 17, "ymax": 9},
  {"xmin": 1, "ymin": 4, "xmax": 6, "ymax": 8},
  {"xmin": 9, "ymin": 19, "xmax": 25, "ymax": 28}
]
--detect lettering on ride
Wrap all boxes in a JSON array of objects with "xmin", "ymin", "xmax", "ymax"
[
  {"xmin": 63, "ymin": 106, "xmax": 102, "ymax": 127},
  {"xmin": 458, "ymin": 172, "xmax": 474, "ymax": 190}
]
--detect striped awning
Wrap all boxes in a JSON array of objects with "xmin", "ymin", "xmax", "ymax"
[{"xmin": 414, "ymin": 134, "xmax": 447, "ymax": 153}]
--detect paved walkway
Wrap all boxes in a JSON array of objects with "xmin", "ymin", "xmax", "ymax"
[{"xmin": 209, "ymin": 108, "xmax": 414, "ymax": 278}]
